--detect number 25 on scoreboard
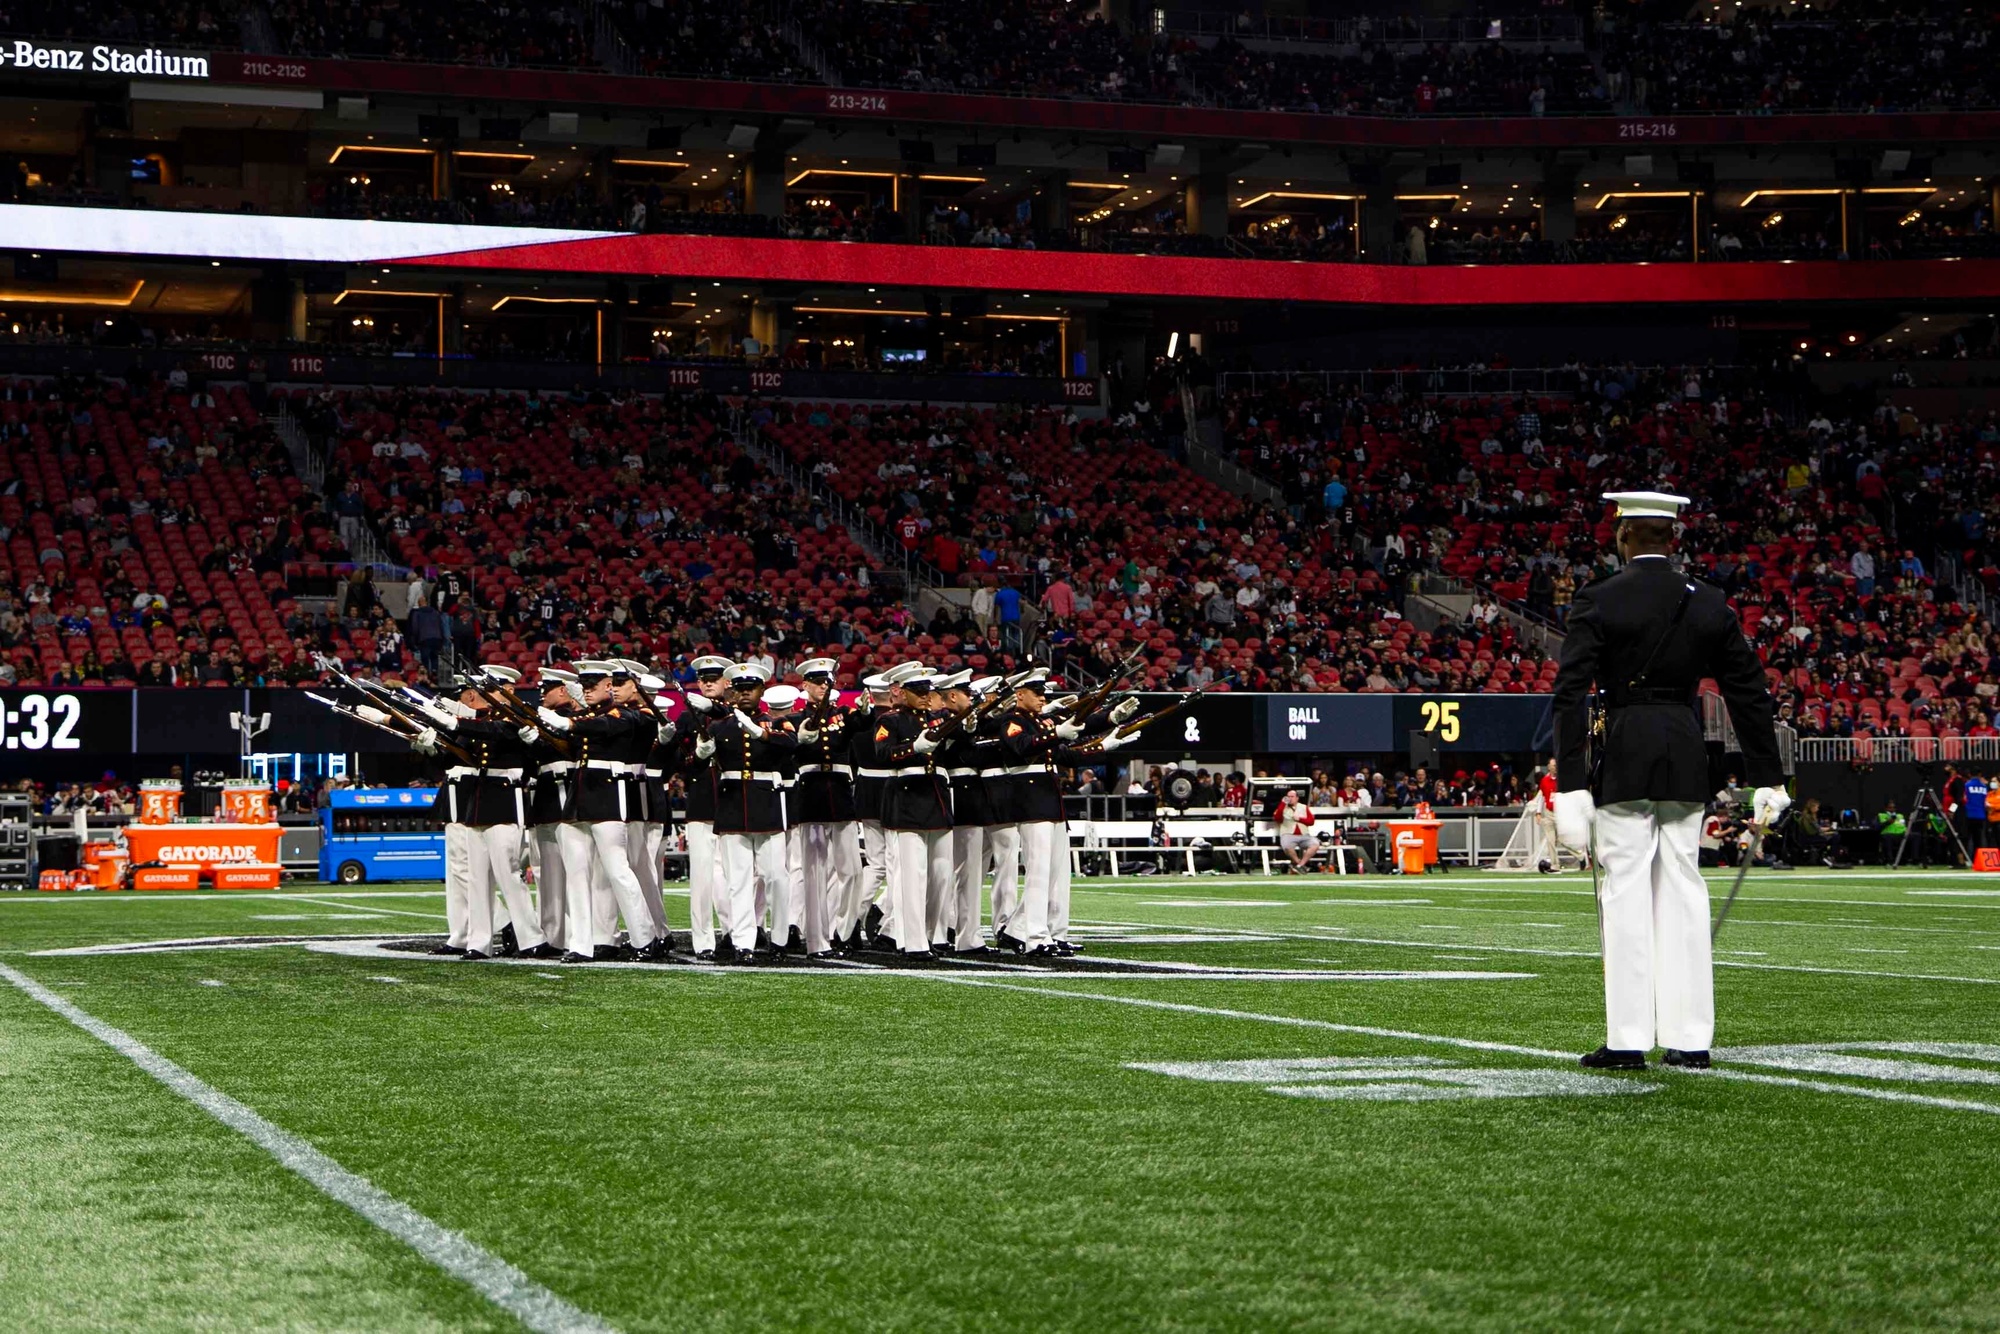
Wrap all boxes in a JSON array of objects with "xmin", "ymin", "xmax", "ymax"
[{"xmin": 1420, "ymin": 700, "xmax": 1461, "ymax": 743}]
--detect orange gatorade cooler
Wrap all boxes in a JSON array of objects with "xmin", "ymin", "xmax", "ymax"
[
  {"xmin": 1388, "ymin": 819, "xmax": 1442, "ymax": 874},
  {"xmin": 138, "ymin": 780, "xmax": 183, "ymax": 824},
  {"xmin": 220, "ymin": 782, "xmax": 274, "ymax": 825}
]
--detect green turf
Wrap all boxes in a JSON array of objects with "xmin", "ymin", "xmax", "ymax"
[{"xmin": 4, "ymin": 870, "xmax": 2000, "ymax": 1331}]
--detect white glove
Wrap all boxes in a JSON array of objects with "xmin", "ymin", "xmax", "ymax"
[
  {"xmin": 356, "ymin": 705, "xmax": 391, "ymax": 726},
  {"xmin": 685, "ymin": 693, "xmax": 716, "ymax": 712},
  {"xmin": 517, "ymin": 725, "xmax": 540, "ymax": 744},
  {"xmin": 1753, "ymin": 786, "xmax": 1792, "ymax": 827},
  {"xmin": 797, "ymin": 724, "xmax": 820, "ymax": 745},
  {"xmin": 655, "ymin": 719, "xmax": 677, "ymax": 744},
  {"xmin": 694, "ymin": 734, "xmax": 716, "ymax": 760},
  {"xmin": 1109, "ymin": 697, "xmax": 1140, "ymax": 725},
  {"xmin": 413, "ymin": 698, "xmax": 460, "ymax": 729},
  {"xmin": 1098, "ymin": 730, "xmax": 1131, "ymax": 751},
  {"xmin": 536, "ymin": 707, "xmax": 572, "ymax": 733},
  {"xmin": 912, "ymin": 732, "xmax": 939, "ymax": 754},
  {"xmin": 1552, "ymin": 789, "xmax": 1595, "ymax": 851},
  {"xmin": 1054, "ymin": 720, "xmax": 1085, "ymax": 740},
  {"xmin": 734, "ymin": 708, "xmax": 765, "ymax": 740},
  {"xmin": 411, "ymin": 726, "xmax": 440, "ymax": 755}
]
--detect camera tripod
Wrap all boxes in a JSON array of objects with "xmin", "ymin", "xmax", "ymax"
[{"xmin": 1890, "ymin": 784, "xmax": 1973, "ymax": 870}]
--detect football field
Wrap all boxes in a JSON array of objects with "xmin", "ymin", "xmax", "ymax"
[{"xmin": 4, "ymin": 869, "xmax": 2000, "ymax": 1331}]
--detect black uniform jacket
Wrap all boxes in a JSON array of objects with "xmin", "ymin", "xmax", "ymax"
[
  {"xmin": 435, "ymin": 718, "xmax": 536, "ymax": 827},
  {"xmin": 641, "ymin": 725, "xmax": 679, "ymax": 824},
  {"xmin": 567, "ymin": 706, "xmax": 658, "ymax": 823},
  {"xmin": 848, "ymin": 704, "xmax": 892, "ymax": 823},
  {"xmin": 999, "ymin": 706, "xmax": 1069, "ymax": 824},
  {"xmin": 794, "ymin": 701, "xmax": 857, "ymax": 823},
  {"xmin": 708, "ymin": 712, "xmax": 798, "ymax": 835},
  {"xmin": 939, "ymin": 718, "xmax": 998, "ymax": 827},
  {"xmin": 525, "ymin": 724, "xmax": 575, "ymax": 827},
  {"xmin": 1552, "ymin": 555, "xmax": 1783, "ymax": 805},
  {"xmin": 975, "ymin": 711, "xmax": 1018, "ymax": 824},
  {"xmin": 677, "ymin": 700, "xmax": 718, "ymax": 823},
  {"xmin": 874, "ymin": 707, "xmax": 953, "ymax": 831}
]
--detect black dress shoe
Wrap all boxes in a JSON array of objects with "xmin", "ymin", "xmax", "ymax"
[
  {"xmin": 863, "ymin": 904, "xmax": 884, "ymax": 939},
  {"xmin": 593, "ymin": 944, "xmax": 629, "ymax": 962},
  {"xmin": 560, "ymin": 951, "xmax": 593, "ymax": 964},
  {"xmin": 1026, "ymin": 944, "xmax": 1059, "ymax": 959},
  {"xmin": 867, "ymin": 933, "xmax": 901, "ymax": 955},
  {"xmin": 996, "ymin": 931, "xmax": 1027, "ymax": 955},
  {"xmin": 1052, "ymin": 941, "xmax": 1077, "ymax": 957},
  {"xmin": 459, "ymin": 949, "xmax": 490, "ymax": 962},
  {"xmin": 694, "ymin": 949, "xmax": 716, "ymax": 962},
  {"xmin": 901, "ymin": 949, "xmax": 937, "ymax": 963},
  {"xmin": 525, "ymin": 943, "xmax": 563, "ymax": 960},
  {"xmin": 496, "ymin": 924, "xmax": 519, "ymax": 957},
  {"xmin": 808, "ymin": 949, "xmax": 837, "ymax": 960},
  {"xmin": 955, "ymin": 945, "xmax": 992, "ymax": 958},
  {"xmin": 784, "ymin": 926, "xmax": 805, "ymax": 955},
  {"xmin": 1663, "ymin": 1049, "xmax": 1712, "ymax": 1069},
  {"xmin": 755, "ymin": 928, "xmax": 773, "ymax": 954},
  {"xmin": 428, "ymin": 943, "xmax": 467, "ymax": 956},
  {"xmin": 1579, "ymin": 1046, "xmax": 1648, "ymax": 1070},
  {"xmin": 638, "ymin": 940, "xmax": 672, "ymax": 963},
  {"xmin": 714, "ymin": 939, "xmax": 739, "ymax": 962}
]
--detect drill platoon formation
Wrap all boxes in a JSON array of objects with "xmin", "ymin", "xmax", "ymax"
[{"xmin": 318, "ymin": 655, "xmax": 1162, "ymax": 963}]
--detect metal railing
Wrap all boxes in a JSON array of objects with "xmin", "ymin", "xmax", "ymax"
[
  {"xmin": 1409, "ymin": 571, "xmax": 1565, "ymax": 656},
  {"xmin": 1937, "ymin": 549, "xmax": 1995, "ymax": 623},
  {"xmin": 728, "ymin": 409, "xmax": 951, "ymax": 605},
  {"xmin": 1795, "ymin": 736, "xmax": 2000, "ymax": 765}
]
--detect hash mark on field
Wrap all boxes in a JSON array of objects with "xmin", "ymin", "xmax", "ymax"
[
  {"xmin": 366, "ymin": 975, "xmax": 406, "ymax": 985},
  {"xmin": 1718, "ymin": 950, "xmax": 1768, "ymax": 956},
  {"xmin": 198, "ymin": 979, "xmax": 225, "ymax": 987},
  {"xmin": 1849, "ymin": 949, "xmax": 1910, "ymax": 955},
  {"xmin": 534, "ymin": 972, "xmax": 565, "ymax": 980},
  {"xmin": 0, "ymin": 962, "xmax": 620, "ymax": 1334},
  {"xmin": 1522, "ymin": 923, "xmax": 1567, "ymax": 929}
]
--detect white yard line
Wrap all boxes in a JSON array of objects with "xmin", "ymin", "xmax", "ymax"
[
  {"xmin": 1076, "ymin": 917, "xmax": 2000, "ymax": 985},
  {"xmin": 0, "ymin": 961, "xmax": 618, "ymax": 1334},
  {"xmin": 286, "ymin": 896, "xmax": 449, "ymax": 922},
  {"xmin": 913, "ymin": 973, "xmax": 2000, "ymax": 1117}
]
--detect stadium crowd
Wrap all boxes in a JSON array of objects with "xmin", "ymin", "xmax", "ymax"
[
  {"xmin": 6, "ymin": 1, "xmax": 1996, "ymax": 118},
  {"xmin": 3, "ymin": 349, "xmax": 2000, "ymax": 768},
  {"xmin": 1214, "ymin": 359, "xmax": 2000, "ymax": 736}
]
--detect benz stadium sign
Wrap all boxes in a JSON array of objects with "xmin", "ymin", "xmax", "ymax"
[{"xmin": 0, "ymin": 40, "xmax": 209, "ymax": 77}]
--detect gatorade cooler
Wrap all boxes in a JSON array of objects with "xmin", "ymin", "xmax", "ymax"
[
  {"xmin": 138, "ymin": 780, "xmax": 183, "ymax": 824},
  {"xmin": 1387, "ymin": 819, "xmax": 1442, "ymax": 874},
  {"xmin": 93, "ymin": 849, "xmax": 129, "ymax": 890},
  {"xmin": 220, "ymin": 782, "xmax": 274, "ymax": 825}
]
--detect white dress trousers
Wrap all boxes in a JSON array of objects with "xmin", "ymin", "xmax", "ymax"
[{"xmin": 1594, "ymin": 799, "xmax": 1712, "ymax": 1053}]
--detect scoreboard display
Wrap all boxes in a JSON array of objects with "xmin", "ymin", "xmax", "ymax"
[
  {"xmin": 0, "ymin": 690, "xmax": 128, "ymax": 753},
  {"xmin": 1261, "ymin": 694, "xmax": 1552, "ymax": 755}
]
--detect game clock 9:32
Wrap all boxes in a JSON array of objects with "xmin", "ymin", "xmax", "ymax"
[{"xmin": 0, "ymin": 693, "xmax": 85, "ymax": 750}]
